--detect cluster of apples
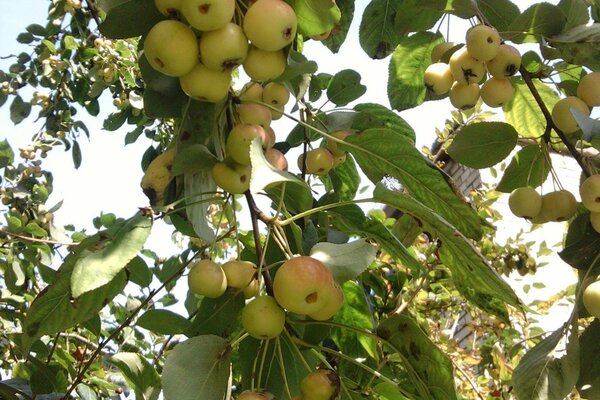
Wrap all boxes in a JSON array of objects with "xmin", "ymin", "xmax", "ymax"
[
  {"xmin": 551, "ymin": 71, "xmax": 600, "ymax": 134},
  {"xmin": 188, "ymin": 256, "xmax": 344, "ymax": 341},
  {"xmin": 297, "ymin": 131, "xmax": 351, "ymax": 176},
  {"xmin": 146, "ymin": 0, "xmax": 298, "ymax": 102},
  {"xmin": 236, "ymin": 368, "xmax": 339, "ymax": 400},
  {"xmin": 508, "ymin": 186, "xmax": 577, "ymax": 224},
  {"xmin": 579, "ymin": 174, "xmax": 600, "ymax": 233},
  {"xmin": 424, "ymin": 24, "xmax": 521, "ymax": 109}
]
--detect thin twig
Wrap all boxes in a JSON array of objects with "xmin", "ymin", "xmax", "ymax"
[{"xmin": 245, "ymin": 191, "xmax": 274, "ymax": 295}]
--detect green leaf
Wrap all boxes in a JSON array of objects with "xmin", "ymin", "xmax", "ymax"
[
  {"xmin": 309, "ymin": 239, "xmax": 378, "ymax": 283},
  {"xmin": 522, "ymin": 51, "xmax": 544, "ymax": 74},
  {"xmin": 109, "ymin": 353, "xmax": 161, "ymax": 400},
  {"xmin": 558, "ymin": 0, "xmax": 590, "ymax": 29},
  {"xmin": 72, "ymin": 141, "xmax": 82, "ymax": 169},
  {"xmin": 326, "ymin": 69, "xmax": 366, "ymax": 106},
  {"xmin": 577, "ymin": 320, "xmax": 600, "ymax": 398},
  {"xmin": 377, "ymin": 314, "xmax": 458, "ymax": 400},
  {"xmin": 9, "ymin": 95, "xmax": 31, "ymax": 125},
  {"xmin": 143, "ymin": 87, "xmax": 186, "ymax": 118},
  {"xmin": 322, "ymin": 0, "xmax": 354, "ymax": 53},
  {"xmin": 16, "ymin": 32, "xmax": 34, "ymax": 44},
  {"xmin": 447, "ymin": 122, "xmax": 518, "ymax": 169},
  {"xmin": 185, "ymin": 289, "xmax": 245, "ymax": 338},
  {"xmin": 547, "ymin": 24, "xmax": 600, "ymax": 70},
  {"xmin": 559, "ymin": 213, "xmax": 600, "ymax": 272},
  {"xmin": 26, "ymin": 23, "xmax": 47, "ymax": 36},
  {"xmin": 359, "ymin": 0, "xmax": 403, "ymax": 59},
  {"xmin": 476, "ymin": 0, "xmax": 521, "ymax": 32},
  {"xmin": 496, "ymin": 145, "xmax": 551, "ymax": 193},
  {"xmin": 172, "ymin": 144, "xmax": 218, "ymax": 176},
  {"xmin": 71, "ymin": 212, "xmax": 152, "ymax": 298},
  {"xmin": 293, "ymin": 0, "xmax": 341, "ymax": 37},
  {"xmin": 394, "ymin": 0, "xmax": 442, "ymax": 36},
  {"xmin": 345, "ymin": 128, "xmax": 482, "ymax": 240},
  {"xmin": 128, "ymin": 256, "xmax": 153, "ymax": 287},
  {"xmin": 352, "ymin": 103, "xmax": 415, "ymax": 143},
  {"xmin": 137, "ymin": 310, "xmax": 191, "ymax": 335},
  {"xmin": 418, "ymin": 0, "xmax": 476, "ymax": 18},
  {"xmin": 388, "ymin": 32, "xmax": 444, "ymax": 111},
  {"xmin": 183, "ymin": 169, "xmax": 217, "ymax": 243},
  {"xmin": 503, "ymin": 79, "xmax": 560, "ymax": 139},
  {"xmin": 99, "ymin": 0, "xmax": 164, "ymax": 39},
  {"xmin": 513, "ymin": 326, "xmax": 579, "ymax": 400},
  {"xmin": 374, "ymin": 185, "xmax": 522, "ymax": 316},
  {"xmin": 505, "ymin": 3, "xmax": 567, "ymax": 43},
  {"xmin": 0, "ymin": 139, "xmax": 14, "ymax": 168},
  {"xmin": 103, "ymin": 111, "xmax": 127, "ymax": 131},
  {"xmin": 162, "ymin": 335, "xmax": 231, "ymax": 400},
  {"xmin": 327, "ymin": 154, "xmax": 360, "ymax": 201}
]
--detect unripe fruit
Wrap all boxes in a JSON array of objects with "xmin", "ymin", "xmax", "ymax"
[
  {"xmin": 264, "ymin": 127, "xmax": 276, "ymax": 149},
  {"xmin": 486, "ymin": 44, "xmax": 521, "ymax": 78},
  {"xmin": 332, "ymin": 153, "xmax": 347, "ymax": 168},
  {"xmin": 179, "ymin": 63, "xmax": 232, "ymax": 102},
  {"xmin": 551, "ymin": 96, "xmax": 590, "ymax": 133},
  {"xmin": 239, "ymin": 81, "xmax": 264, "ymax": 103},
  {"xmin": 273, "ymin": 256, "xmax": 334, "ymax": 315},
  {"xmin": 311, "ymin": 30, "xmax": 332, "ymax": 41},
  {"xmin": 243, "ymin": 46, "xmax": 287, "ymax": 81},
  {"xmin": 480, "ymin": 77, "xmax": 514, "ymax": 108},
  {"xmin": 508, "ymin": 187, "xmax": 542, "ymax": 219},
  {"xmin": 262, "ymin": 82, "xmax": 290, "ymax": 107},
  {"xmin": 449, "ymin": 47, "xmax": 486, "ymax": 85},
  {"xmin": 466, "ymin": 25, "xmax": 501, "ymax": 62},
  {"xmin": 431, "ymin": 41, "xmax": 457, "ymax": 63},
  {"xmin": 308, "ymin": 282, "xmax": 344, "ymax": 321},
  {"xmin": 591, "ymin": 212, "xmax": 600, "ymax": 233},
  {"xmin": 222, "ymin": 260, "xmax": 259, "ymax": 298},
  {"xmin": 226, "ymin": 124, "xmax": 268, "ymax": 165},
  {"xmin": 449, "ymin": 82, "xmax": 480, "ymax": 109},
  {"xmin": 155, "ymin": 0, "xmax": 181, "ymax": 16},
  {"xmin": 326, "ymin": 130, "xmax": 351, "ymax": 157},
  {"xmin": 577, "ymin": 71, "xmax": 600, "ymax": 107},
  {"xmin": 199, "ymin": 22, "xmax": 249, "ymax": 71},
  {"xmin": 241, "ymin": 296, "xmax": 286, "ymax": 339},
  {"xmin": 188, "ymin": 260, "xmax": 227, "ymax": 298},
  {"xmin": 243, "ymin": 0, "xmax": 297, "ymax": 51},
  {"xmin": 236, "ymin": 103, "xmax": 272, "ymax": 129},
  {"xmin": 144, "ymin": 20, "xmax": 199, "ymax": 77},
  {"xmin": 424, "ymin": 63, "xmax": 454, "ymax": 96},
  {"xmin": 583, "ymin": 280, "xmax": 600, "ymax": 318},
  {"xmin": 181, "ymin": 0, "xmax": 235, "ymax": 31},
  {"xmin": 580, "ymin": 175, "xmax": 600, "ymax": 212},
  {"xmin": 237, "ymin": 390, "xmax": 275, "ymax": 400},
  {"xmin": 540, "ymin": 190, "xmax": 577, "ymax": 222},
  {"xmin": 212, "ymin": 161, "xmax": 251, "ymax": 194},
  {"xmin": 299, "ymin": 148, "xmax": 335, "ymax": 176},
  {"xmin": 299, "ymin": 369, "xmax": 340, "ymax": 400},
  {"xmin": 265, "ymin": 148, "xmax": 288, "ymax": 171}
]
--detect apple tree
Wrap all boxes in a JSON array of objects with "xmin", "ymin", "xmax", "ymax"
[{"xmin": 1, "ymin": 0, "xmax": 600, "ymax": 399}]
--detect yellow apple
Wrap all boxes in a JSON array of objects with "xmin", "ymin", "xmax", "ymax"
[
  {"xmin": 449, "ymin": 82, "xmax": 480, "ymax": 109},
  {"xmin": 299, "ymin": 369, "xmax": 340, "ymax": 400},
  {"xmin": 577, "ymin": 71, "xmax": 600, "ymax": 107},
  {"xmin": 551, "ymin": 96, "xmax": 590, "ymax": 133},
  {"xmin": 181, "ymin": 0, "xmax": 235, "ymax": 31},
  {"xmin": 188, "ymin": 259, "xmax": 227, "ymax": 298},
  {"xmin": 486, "ymin": 44, "xmax": 521, "ymax": 78},
  {"xmin": 179, "ymin": 63, "xmax": 232, "ymax": 102},
  {"xmin": 226, "ymin": 124, "xmax": 268, "ymax": 165},
  {"xmin": 424, "ymin": 62, "xmax": 454, "ymax": 96},
  {"xmin": 466, "ymin": 24, "xmax": 501, "ymax": 62},
  {"xmin": 241, "ymin": 295, "xmax": 286, "ymax": 339},
  {"xmin": 583, "ymin": 279, "xmax": 600, "ymax": 318},
  {"xmin": 449, "ymin": 47, "xmax": 486, "ymax": 85},
  {"xmin": 431, "ymin": 41, "xmax": 457, "ymax": 63},
  {"xmin": 222, "ymin": 260, "xmax": 259, "ymax": 298},
  {"xmin": 211, "ymin": 161, "xmax": 251, "ymax": 194},
  {"xmin": 580, "ymin": 174, "xmax": 600, "ymax": 212},
  {"xmin": 307, "ymin": 282, "xmax": 344, "ymax": 321},
  {"xmin": 508, "ymin": 187, "xmax": 542, "ymax": 219},
  {"xmin": 265, "ymin": 148, "xmax": 288, "ymax": 171},
  {"xmin": 243, "ymin": 0, "xmax": 297, "ymax": 51},
  {"xmin": 540, "ymin": 190, "xmax": 577, "ymax": 222},
  {"xmin": 199, "ymin": 22, "xmax": 249, "ymax": 71},
  {"xmin": 144, "ymin": 20, "xmax": 198, "ymax": 77},
  {"xmin": 243, "ymin": 46, "xmax": 287, "ymax": 81},
  {"xmin": 480, "ymin": 77, "xmax": 514, "ymax": 108}
]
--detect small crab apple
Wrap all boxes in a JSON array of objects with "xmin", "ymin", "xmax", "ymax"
[
  {"xmin": 449, "ymin": 82, "xmax": 480, "ymax": 109},
  {"xmin": 243, "ymin": 0, "xmax": 297, "ymax": 51},
  {"xmin": 540, "ymin": 190, "xmax": 578, "ymax": 222},
  {"xmin": 236, "ymin": 103, "xmax": 272, "ymax": 129},
  {"xmin": 577, "ymin": 71, "xmax": 600, "ymax": 107},
  {"xmin": 298, "ymin": 148, "xmax": 335, "ymax": 176},
  {"xmin": 449, "ymin": 47, "xmax": 486, "ymax": 85},
  {"xmin": 299, "ymin": 369, "xmax": 341, "ymax": 400},
  {"xmin": 212, "ymin": 161, "xmax": 251, "ymax": 194},
  {"xmin": 480, "ymin": 77, "xmax": 514, "ymax": 108},
  {"xmin": 551, "ymin": 96, "xmax": 590, "ymax": 133},
  {"xmin": 199, "ymin": 22, "xmax": 249, "ymax": 71},
  {"xmin": 583, "ymin": 279, "xmax": 600, "ymax": 318},
  {"xmin": 188, "ymin": 260, "xmax": 227, "ymax": 298},
  {"xmin": 264, "ymin": 126, "xmax": 276, "ymax": 149},
  {"xmin": 424, "ymin": 62, "xmax": 454, "ymax": 96},
  {"xmin": 311, "ymin": 29, "xmax": 332, "ymax": 41},
  {"xmin": 222, "ymin": 260, "xmax": 259, "ymax": 298},
  {"xmin": 486, "ymin": 44, "xmax": 521, "ymax": 78},
  {"xmin": 326, "ymin": 130, "xmax": 351, "ymax": 157},
  {"xmin": 179, "ymin": 63, "xmax": 232, "ymax": 102},
  {"xmin": 332, "ymin": 153, "xmax": 347, "ymax": 168},
  {"xmin": 508, "ymin": 187, "xmax": 542, "ymax": 219},
  {"xmin": 265, "ymin": 148, "xmax": 288, "ymax": 171},
  {"xmin": 431, "ymin": 41, "xmax": 457, "ymax": 63},
  {"xmin": 181, "ymin": 0, "xmax": 235, "ymax": 31},
  {"xmin": 239, "ymin": 81, "xmax": 264, "ymax": 103},
  {"xmin": 243, "ymin": 46, "xmax": 287, "ymax": 81},
  {"xmin": 144, "ymin": 20, "xmax": 199, "ymax": 77},
  {"xmin": 262, "ymin": 82, "xmax": 290, "ymax": 107},
  {"xmin": 308, "ymin": 282, "xmax": 344, "ymax": 321},
  {"xmin": 580, "ymin": 175, "xmax": 600, "ymax": 212},
  {"xmin": 226, "ymin": 124, "xmax": 268, "ymax": 165},
  {"xmin": 241, "ymin": 295, "xmax": 286, "ymax": 339},
  {"xmin": 238, "ymin": 390, "xmax": 275, "ymax": 400},
  {"xmin": 155, "ymin": 0, "xmax": 181, "ymax": 16},
  {"xmin": 273, "ymin": 256, "xmax": 335, "ymax": 315},
  {"xmin": 466, "ymin": 24, "xmax": 501, "ymax": 62}
]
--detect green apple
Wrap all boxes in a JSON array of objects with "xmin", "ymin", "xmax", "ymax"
[
  {"xmin": 466, "ymin": 24, "xmax": 501, "ymax": 62},
  {"xmin": 199, "ymin": 22, "xmax": 249, "ymax": 71},
  {"xmin": 265, "ymin": 148, "xmax": 288, "ymax": 171},
  {"xmin": 326, "ymin": 130, "xmax": 351, "ymax": 157},
  {"xmin": 431, "ymin": 41, "xmax": 457, "ymax": 63},
  {"xmin": 155, "ymin": 0, "xmax": 181, "ymax": 16},
  {"xmin": 236, "ymin": 103, "xmax": 272, "ymax": 129},
  {"xmin": 144, "ymin": 20, "xmax": 199, "ymax": 77},
  {"xmin": 480, "ymin": 77, "xmax": 514, "ymax": 108},
  {"xmin": 243, "ymin": 0, "xmax": 297, "ymax": 51},
  {"xmin": 299, "ymin": 369, "xmax": 340, "ymax": 400},
  {"xmin": 508, "ymin": 187, "xmax": 542, "ymax": 219},
  {"xmin": 243, "ymin": 46, "xmax": 287, "ymax": 81},
  {"xmin": 577, "ymin": 71, "xmax": 600, "ymax": 107},
  {"xmin": 424, "ymin": 62, "xmax": 454, "ymax": 96},
  {"xmin": 188, "ymin": 259, "xmax": 227, "ymax": 298},
  {"xmin": 449, "ymin": 82, "xmax": 480, "ymax": 109},
  {"xmin": 551, "ymin": 96, "xmax": 590, "ymax": 133},
  {"xmin": 211, "ymin": 161, "xmax": 251, "ymax": 194},
  {"xmin": 540, "ymin": 190, "xmax": 577, "ymax": 222},
  {"xmin": 486, "ymin": 44, "xmax": 521, "ymax": 78},
  {"xmin": 226, "ymin": 124, "xmax": 268, "ymax": 165},
  {"xmin": 273, "ymin": 256, "xmax": 334, "ymax": 315},
  {"xmin": 239, "ymin": 81, "xmax": 264, "ymax": 103},
  {"xmin": 238, "ymin": 390, "xmax": 275, "ymax": 400},
  {"xmin": 179, "ymin": 63, "xmax": 232, "ymax": 102},
  {"xmin": 332, "ymin": 153, "xmax": 347, "ymax": 168},
  {"xmin": 241, "ymin": 295, "xmax": 286, "ymax": 339},
  {"xmin": 181, "ymin": 0, "xmax": 235, "ymax": 31},
  {"xmin": 449, "ymin": 47, "xmax": 486, "ymax": 85},
  {"xmin": 298, "ymin": 148, "xmax": 335, "ymax": 176},
  {"xmin": 311, "ymin": 29, "xmax": 332, "ymax": 41},
  {"xmin": 580, "ymin": 175, "xmax": 600, "ymax": 212},
  {"xmin": 222, "ymin": 260, "xmax": 259, "ymax": 298},
  {"xmin": 262, "ymin": 82, "xmax": 290, "ymax": 107},
  {"xmin": 308, "ymin": 282, "xmax": 344, "ymax": 321},
  {"xmin": 583, "ymin": 279, "xmax": 600, "ymax": 318}
]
